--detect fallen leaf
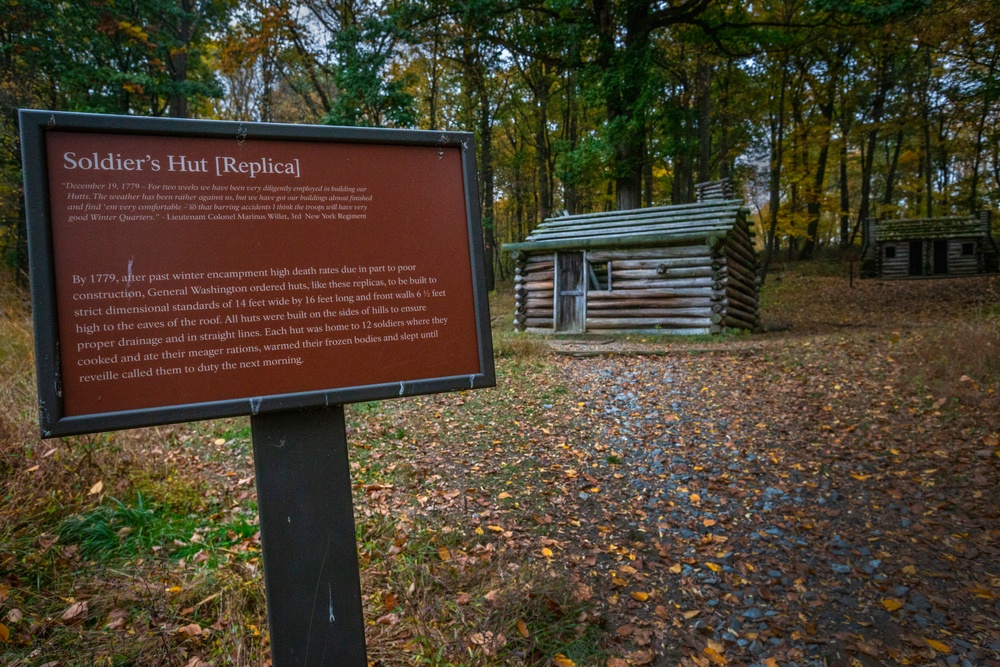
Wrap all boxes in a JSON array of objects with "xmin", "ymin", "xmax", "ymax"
[
  {"xmin": 925, "ymin": 638, "xmax": 950, "ymax": 654},
  {"xmin": 682, "ymin": 609, "xmax": 700, "ymax": 619},
  {"xmin": 625, "ymin": 649, "xmax": 655, "ymax": 665},
  {"xmin": 704, "ymin": 646, "xmax": 727, "ymax": 666},
  {"xmin": 606, "ymin": 659, "xmax": 629, "ymax": 667},
  {"xmin": 88, "ymin": 481, "xmax": 103, "ymax": 495},
  {"xmin": 176, "ymin": 623, "xmax": 203, "ymax": 638},
  {"xmin": 183, "ymin": 658, "xmax": 209, "ymax": 667},
  {"xmin": 437, "ymin": 546, "xmax": 451, "ymax": 561},
  {"xmin": 541, "ymin": 547, "xmax": 554, "ymax": 558},
  {"xmin": 630, "ymin": 591, "xmax": 650, "ymax": 602},
  {"xmin": 0, "ymin": 623, "xmax": 8, "ymax": 642},
  {"xmin": 552, "ymin": 655, "xmax": 576, "ymax": 667},
  {"xmin": 61, "ymin": 600, "xmax": 88, "ymax": 622},
  {"xmin": 669, "ymin": 563, "xmax": 682, "ymax": 573},
  {"xmin": 705, "ymin": 562, "xmax": 721, "ymax": 572},
  {"xmin": 881, "ymin": 598, "xmax": 904, "ymax": 612},
  {"xmin": 105, "ymin": 608, "xmax": 128, "ymax": 630},
  {"xmin": 703, "ymin": 518, "xmax": 717, "ymax": 527},
  {"xmin": 516, "ymin": 619, "xmax": 529, "ymax": 638},
  {"xmin": 7, "ymin": 609, "xmax": 23, "ymax": 623}
]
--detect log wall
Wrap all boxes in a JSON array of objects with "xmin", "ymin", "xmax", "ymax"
[
  {"xmin": 880, "ymin": 242, "xmax": 910, "ymax": 279},
  {"xmin": 948, "ymin": 238, "xmax": 983, "ymax": 275},
  {"xmin": 513, "ymin": 252, "xmax": 554, "ymax": 331}
]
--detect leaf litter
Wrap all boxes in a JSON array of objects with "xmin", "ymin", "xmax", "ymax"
[{"xmin": 3, "ymin": 272, "xmax": 1000, "ymax": 666}]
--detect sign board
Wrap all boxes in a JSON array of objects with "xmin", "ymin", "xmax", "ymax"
[{"xmin": 21, "ymin": 111, "xmax": 495, "ymax": 436}]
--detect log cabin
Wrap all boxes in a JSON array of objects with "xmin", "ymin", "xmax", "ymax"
[
  {"xmin": 503, "ymin": 184, "xmax": 760, "ymax": 335},
  {"xmin": 861, "ymin": 211, "xmax": 999, "ymax": 279}
]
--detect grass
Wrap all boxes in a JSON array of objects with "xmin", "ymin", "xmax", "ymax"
[{"xmin": 0, "ymin": 270, "xmax": 605, "ymax": 666}]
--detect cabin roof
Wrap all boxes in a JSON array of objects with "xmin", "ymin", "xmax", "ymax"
[
  {"xmin": 503, "ymin": 199, "xmax": 747, "ymax": 253},
  {"xmin": 875, "ymin": 216, "xmax": 987, "ymax": 242}
]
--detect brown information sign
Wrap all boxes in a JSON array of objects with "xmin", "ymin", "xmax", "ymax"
[{"xmin": 22, "ymin": 112, "xmax": 494, "ymax": 436}]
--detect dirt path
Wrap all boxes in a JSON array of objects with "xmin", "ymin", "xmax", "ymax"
[{"xmin": 551, "ymin": 344, "xmax": 1000, "ymax": 666}]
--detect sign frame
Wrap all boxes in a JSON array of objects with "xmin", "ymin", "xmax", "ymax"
[{"xmin": 21, "ymin": 110, "xmax": 495, "ymax": 437}]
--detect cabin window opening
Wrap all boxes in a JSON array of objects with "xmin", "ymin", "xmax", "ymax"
[
  {"xmin": 588, "ymin": 260, "xmax": 611, "ymax": 291},
  {"xmin": 884, "ymin": 246, "xmax": 896, "ymax": 259},
  {"xmin": 962, "ymin": 242, "xmax": 975, "ymax": 256}
]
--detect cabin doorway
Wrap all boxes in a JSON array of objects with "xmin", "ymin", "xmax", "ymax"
[
  {"xmin": 555, "ymin": 252, "xmax": 586, "ymax": 333},
  {"xmin": 933, "ymin": 239, "xmax": 948, "ymax": 275},
  {"xmin": 909, "ymin": 241, "xmax": 923, "ymax": 276}
]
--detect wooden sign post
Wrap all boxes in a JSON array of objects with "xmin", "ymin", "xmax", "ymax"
[{"xmin": 20, "ymin": 110, "xmax": 495, "ymax": 665}]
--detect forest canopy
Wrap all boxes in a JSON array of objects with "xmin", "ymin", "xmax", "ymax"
[{"xmin": 2, "ymin": 0, "xmax": 999, "ymax": 283}]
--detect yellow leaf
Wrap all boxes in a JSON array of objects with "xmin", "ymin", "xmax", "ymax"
[
  {"xmin": 881, "ymin": 598, "xmax": 904, "ymax": 612},
  {"xmin": 475, "ymin": 527, "xmax": 484, "ymax": 535},
  {"xmin": 705, "ymin": 562, "xmax": 721, "ymax": 572},
  {"xmin": 925, "ymin": 638, "xmax": 950, "ymax": 654},
  {"xmin": 516, "ymin": 619, "xmax": 529, "ymax": 638},
  {"xmin": 703, "ymin": 518, "xmax": 718, "ymax": 527},
  {"xmin": 498, "ymin": 492, "xmax": 511, "ymax": 500},
  {"xmin": 487, "ymin": 525, "xmax": 503, "ymax": 533},
  {"xmin": 0, "ymin": 623, "xmax": 8, "ymax": 642},
  {"xmin": 763, "ymin": 660, "xmax": 779, "ymax": 667},
  {"xmin": 553, "ymin": 654, "xmax": 576, "ymax": 667},
  {"xmin": 850, "ymin": 473, "xmax": 871, "ymax": 481},
  {"xmin": 902, "ymin": 565, "xmax": 917, "ymax": 575},
  {"xmin": 669, "ymin": 563, "xmax": 682, "ymax": 574},
  {"xmin": 88, "ymin": 481, "xmax": 104, "ymax": 495},
  {"xmin": 541, "ymin": 547, "xmax": 554, "ymax": 558},
  {"xmin": 611, "ymin": 577, "xmax": 627, "ymax": 587},
  {"xmin": 166, "ymin": 586, "xmax": 182, "ymax": 595},
  {"xmin": 703, "ymin": 646, "xmax": 727, "ymax": 665},
  {"xmin": 26, "ymin": 465, "xmax": 39, "ymax": 473},
  {"xmin": 682, "ymin": 610, "xmax": 700, "ymax": 619},
  {"xmin": 630, "ymin": 591, "xmax": 649, "ymax": 602},
  {"xmin": 437, "ymin": 546, "xmax": 451, "ymax": 561},
  {"xmin": 689, "ymin": 493, "xmax": 701, "ymax": 503}
]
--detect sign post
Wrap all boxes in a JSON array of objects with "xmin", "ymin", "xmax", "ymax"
[
  {"xmin": 252, "ymin": 406, "xmax": 367, "ymax": 666},
  {"xmin": 20, "ymin": 110, "xmax": 495, "ymax": 665}
]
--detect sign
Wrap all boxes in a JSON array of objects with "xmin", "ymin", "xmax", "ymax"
[{"xmin": 21, "ymin": 111, "xmax": 495, "ymax": 436}]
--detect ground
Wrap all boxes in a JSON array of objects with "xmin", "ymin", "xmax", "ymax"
[{"xmin": 1, "ymin": 266, "xmax": 999, "ymax": 667}]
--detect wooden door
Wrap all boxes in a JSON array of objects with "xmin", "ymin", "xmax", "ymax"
[
  {"xmin": 555, "ymin": 252, "xmax": 586, "ymax": 332},
  {"xmin": 933, "ymin": 239, "xmax": 948, "ymax": 275},
  {"xmin": 909, "ymin": 241, "xmax": 923, "ymax": 276}
]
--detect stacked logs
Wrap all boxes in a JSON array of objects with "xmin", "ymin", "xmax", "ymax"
[
  {"xmin": 512, "ymin": 251, "xmax": 554, "ymax": 331},
  {"xmin": 695, "ymin": 179, "xmax": 735, "ymax": 202}
]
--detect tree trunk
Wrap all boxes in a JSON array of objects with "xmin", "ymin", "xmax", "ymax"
[
  {"xmin": 970, "ymin": 47, "xmax": 997, "ymax": 211},
  {"xmin": 696, "ymin": 59, "xmax": 713, "ymax": 184},
  {"xmin": 801, "ymin": 70, "xmax": 836, "ymax": 260},
  {"xmin": 479, "ymin": 79, "xmax": 496, "ymax": 291},
  {"xmin": 760, "ymin": 55, "xmax": 789, "ymax": 285},
  {"xmin": 881, "ymin": 130, "xmax": 904, "ymax": 209},
  {"xmin": 839, "ymin": 139, "xmax": 850, "ymax": 247}
]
